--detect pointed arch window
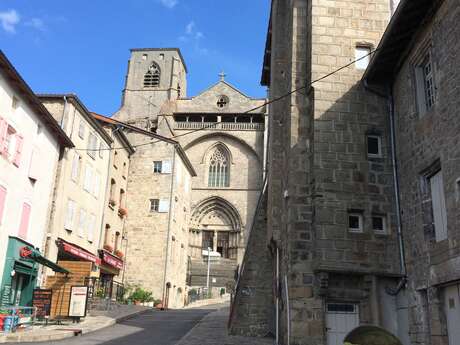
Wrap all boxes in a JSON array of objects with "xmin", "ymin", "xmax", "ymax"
[
  {"xmin": 144, "ymin": 62, "xmax": 161, "ymax": 87},
  {"xmin": 208, "ymin": 147, "xmax": 230, "ymax": 187}
]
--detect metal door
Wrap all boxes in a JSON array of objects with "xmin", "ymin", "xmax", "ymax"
[
  {"xmin": 326, "ymin": 303, "xmax": 359, "ymax": 345},
  {"xmin": 445, "ymin": 284, "xmax": 460, "ymax": 345}
]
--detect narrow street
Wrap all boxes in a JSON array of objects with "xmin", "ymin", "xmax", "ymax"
[{"xmin": 20, "ymin": 306, "xmax": 222, "ymax": 345}]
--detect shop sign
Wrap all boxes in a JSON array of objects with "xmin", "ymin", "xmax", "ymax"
[
  {"xmin": 68, "ymin": 286, "xmax": 89, "ymax": 318},
  {"xmin": 101, "ymin": 252, "xmax": 123, "ymax": 270},
  {"xmin": 19, "ymin": 246, "xmax": 33, "ymax": 258},
  {"xmin": 62, "ymin": 243, "xmax": 101, "ymax": 265},
  {"xmin": 32, "ymin": 289, "xmax": 52, "ymax": 317}
]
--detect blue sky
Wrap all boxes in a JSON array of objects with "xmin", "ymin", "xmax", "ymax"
[{"xmin": 0, "ymin": 0, "xmax": 270, "ymax": 116}]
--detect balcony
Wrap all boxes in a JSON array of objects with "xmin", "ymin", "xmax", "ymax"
[{"xmin": 174, "ymin": 121, "xmax": 264, "ymax": 131}]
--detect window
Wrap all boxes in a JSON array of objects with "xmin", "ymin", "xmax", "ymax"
[
  {"xmin": 153, "ymin": 161, "xmax": 162, "ymax": 173},
  {"xmin": 0, "ymin": 186, "xmax": 6, "ymax": 224},
  {"xmin": 208, "ymin": 146, "xmax": 229, "ymax": 187},
  {"xmin": 93, "ymin": 171, "xmax": 101, "ymax": 198},
  {"xmin": 372, "ymin": 215, "xmax": 387, "ymax": 234},
  {"xmin": 119, "ymin": 189, "xmax": 125, "ymax": 208},
  {"xmin": 430, "ymin": 170, "xmax": 448, "ymax": 241},
  {"xmin": 348, "ymin": 213, "xmax": 363, "ymax": 233},
  {"xmin": 113, "ymin": 151, "xmax": 118, "ymax": 169},
  {"xmin": 99, "ymin": 142, "xmax": 104, "ymax": 159},
  {"xmin": 109, "ymin": 179, "xmax": 116, "ymax": 205},
  {"xmin": 64, "ymin": 199, "xmax": 76, "ymax": 230},
  {"xmin": 87, "ymin": 132, "xmax": 98, "ymax": 159},
  {"xmin": 367, "ymin": 135, "xmax": 382, "ymax": 158},
  {"xmin": 144, "ymin": 62, "xmax": 161, "ymax": 87},
  {"xmin": 12, "ymin": 96, "xmax": 19, "ymax": 110},
  {"xmin": 217, "ymin": 95, "xmax": 229, "ymax": 108},
  {"xmin": 355, "ymin": 46, "xmax": 371, "ymax": 70},
  {"xmin": 78, "ymin": 121, "xmax": 85, "ymax": 139},
  {"xmin": 150, "ymin": 199, "xmax": 159, "ymax": 212},
  {"xmin": 159, "ymin": 199, "xmax": 170, "ymax": 213},
  {"xmin": 87, "ymin": 214, "xmax": 96, "ymax": 242},
  {"xmin": 415, "ymin": 52, "xmax": 436, "ymax": 116},
  {"xmin": 78, "ymin": 208, "xmax": 87, "ymax": 237},
  {"xmin": 122, "ymin": 162, "xmax": 127, "ymax": 178},
  {"xmin": 18, "ymin": 202, "xmax": 31, "ymax": 239},
  {"xmin": 71, "ymin": 153, "xmax": 81, "ymax": 182},
  {"xmin": 84, "ymin": 165, "xmax": 93, "ymax": 193}
]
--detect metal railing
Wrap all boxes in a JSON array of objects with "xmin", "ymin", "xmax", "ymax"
[
  {"xmin": 174, "ymin": 122, "xmax": 265, "ymax": 131},
  {"xmin": 84, "ymin": 277, "xmax": 124, "ymax": 302}
]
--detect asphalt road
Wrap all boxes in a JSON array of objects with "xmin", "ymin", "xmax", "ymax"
[{"xmin": 22, "ymin": 307, "xmax": 219, "ymax": 345}]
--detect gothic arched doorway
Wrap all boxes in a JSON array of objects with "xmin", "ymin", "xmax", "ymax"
[{"xmin": 189, "ymin": 197, "xmax": 242, "ymax": 260}]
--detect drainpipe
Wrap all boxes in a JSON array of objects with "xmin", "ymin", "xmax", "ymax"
[
  {"xmin": 363, "ymin": 80, "xmax": 407, "ymax": 294},
  {"xmin": 276, "ymin": 247, "xmax": 279, "ymax": 345},
  {"xmin": 162, "ymin": 145, "xmax": 177, "ymax": 307},
  {"xmin": 284, "ymin": 275, "xmax": 290, "ymax": 345}
]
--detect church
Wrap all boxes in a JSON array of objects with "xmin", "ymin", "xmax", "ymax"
[{"xmin": 113, "ymin": 48, "xmax": 267, "ymax": 307}]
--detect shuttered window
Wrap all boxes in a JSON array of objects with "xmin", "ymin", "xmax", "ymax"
[
  {"xmin": 159, "ymin": 199, "xmax": 170, "ymax": 213},
  {"xmin": 430, "ymin": 170, "xmax": 448, "ymax": 241},
  {"xmin": 71, "ymin": 153, "xmax": 80, "ymax": 182},
  {"xmin": 84, "ymin": 165, "xmax": 93, "ymax": 192},
  {"xmin": 12, "ymin": 134, "xmax": 23, "ymax": 167},
  {"xmin": 78, "ymin": 208, "xmax": 86, "ymax": 237},
  {"xmin": 87, "ymin": 214, "xmax": 96, "ymax": 242},
  {"xmin": 18, "ymin": 202, "xmax": 31, "ymax": 239},
  {"xmin": 162, "ymin": 160, "xmax": 172, "ymax": 174},
  {"xmin": 64, "ymin": 199, "xmax": 76, "ymax": 230}
]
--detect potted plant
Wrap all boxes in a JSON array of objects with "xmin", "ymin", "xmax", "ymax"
[
  {"xmin": 118, "ymin": 207, "xmax": 128, "ymax": 217},
  {"xmin": 103, "ymin": 244, "xmax": 114, "ymax": 252},
  {"xmin": 114, "ymin": 249, "xmax": 124, "ymax": 258},
  {"xmin": 129, "ymin": 287, "xmax": 153, "ymax": 305}
]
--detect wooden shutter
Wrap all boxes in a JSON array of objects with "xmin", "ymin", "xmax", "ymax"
[
  {"xmin": 162, "ymin": 160, "xmax": 172, "ymax": 174},
  {"xmin": 71, "ymin": 153, "xmax": 80, "ymax": 182},
  {"xmin": 18, "ymin": 202, "xmax": 31, "ymax": 239},
  {"xmin": 64, "ymin": 200, "xmax": 75, "ymax": 230},
  {"xmin": 93, "ymin": 172, "xmax": 100, "ymax": 198},
  {"xmin": 0, "ymin": 118, "xmax": 8, "ymax": 157},
  {"xmin": 431, "ymin": 171, "xmax": 448, "ymax": 241},
  {"xmin": 84, "ymin": 165, "xmax": 93, "ymax": 192},
  {"xmin": 159, "ymin": 199, "xmax": 170, "ymax": 213},
  {"xmin": 87, "ymin": 214, "xmax": 96, "ymax": 242},
  {"xmin": 78, "ymin": 208, "xmax": 86, "ymax": 237},
  {"xmin": 28, "ymin": 148, "xmax": 41, "ymax": 181},
  {"xmin": 12, "ymin": 134, "xmax": 23, "ymax": 167},
  {"xmin": 0, "ymin": 185, "xmax": 6, "ymax": 224}
]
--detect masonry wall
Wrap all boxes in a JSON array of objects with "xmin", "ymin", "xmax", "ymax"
[{"xmin": 391, "ymin": 1, "xmax": 460, "ymax": 343}]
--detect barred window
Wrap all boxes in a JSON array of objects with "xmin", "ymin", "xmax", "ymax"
[
  {"xmin": 144, "ymin": 62, "xmax": 161, "ymax": 87},
  {"xmin": 208, "ymin": 147, "xmax": 229, "ymax": 187}
]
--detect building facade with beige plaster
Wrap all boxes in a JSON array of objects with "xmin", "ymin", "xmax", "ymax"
[{"xmin": 39, "ymin": 94, "xmax": 113, "ymax": 279}]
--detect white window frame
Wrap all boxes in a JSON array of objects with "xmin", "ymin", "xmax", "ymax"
[
  {"xmin": 415, "ymin": 50, "xmax": 436, "ymax": 117},
  {"xmin": 64, "ymin": 199, "xmax": 76, "ymax": 231},
  {"xmin": 372, "ymin": 215, "xmax": 387, "ymax": 234},
  {"xmin": 78, "ymin": 208, "xmax": 86, "ymax": 238},
  {"xmin": 153, "ymin": 161, "xmax": 162, "ymax": 173},
  {"xmin": 87, "ymin": 132, "xmax": 98, "ymax": 159},
  {"xmin": 78, "ymin": 121, "xmax": 85, "ymax": 139},
  {"xmin": 84, "ymin": 165, "xmax": 93, "ymax": 193},
  {"xmin": 150, "ymin": 199, "xmax": 159, "ymax": 212},
  {"xmin": 87, "ymin": 213, "xmax": 96, "ymax": 243},
  {"xmin": 71, "ymin": 153, "xmax": 81, "ymax": 182},
  {"xmin": 367, "ymin": 135, "xmax": 382, "ymax": 158},
  {"xmin": 348, "ymin": 213, "xmax": 363, "ymax": 233},
  {"xmin": 158, "ymin": 199, "xmax": 170, "ymax": 213},
  {"xmin": 355, "ymin": 46, "xmax": 371, "ymax": 70},
  {"xmin": 162, "ymin": 160, "xmax": 172, "ymax": 174}
]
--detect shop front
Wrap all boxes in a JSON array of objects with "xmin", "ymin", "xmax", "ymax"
[
  {"xmin": 0, "ymin": 237, "xmax": 68, "ymax": 307},
  {"xmin": 96, "ymin": 250, "xmax": 124, "ymax": 301}
]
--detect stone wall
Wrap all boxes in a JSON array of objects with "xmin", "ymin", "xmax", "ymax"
[{"xmin": 390, "ymin": 0, "xmax": 460, "ymax": 343}]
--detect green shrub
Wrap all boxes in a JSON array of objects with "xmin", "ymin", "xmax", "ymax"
[{"xmin": 129, "ymin": 287, "xmax": 154, "ymax": 303}]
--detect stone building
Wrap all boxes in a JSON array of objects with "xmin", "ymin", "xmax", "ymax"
[
  {"xmin": 39, "ymin": 94, "xmax": 113, "ymax": 279},
  {"xmin": 231, "ymin": 1, "xmax": 411, "ymax": 345},
  {"xmin": 92, "ymin": 113, "xmax": 135, "ymax": 289},
  {"xmin": 113, "ymin": 48, "xmax": 266, "ymax": 304},
  {"xmin": 364, "ymin": 0, "xmax": 460, "ymax": 344}
]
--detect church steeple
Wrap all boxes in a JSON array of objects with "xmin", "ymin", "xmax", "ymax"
[{"xmin": 114, "ymin": 48, "xmax": 187, "ymax": 122}]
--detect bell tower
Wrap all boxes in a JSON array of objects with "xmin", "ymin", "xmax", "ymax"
[{"xmin": 114, "ymin": 48, "xmax": 187, "ymax": 124}]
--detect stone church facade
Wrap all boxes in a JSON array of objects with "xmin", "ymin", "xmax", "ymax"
[{"xmin": 114, "ymin": 48, "xmax": 266, "ymax": 306}]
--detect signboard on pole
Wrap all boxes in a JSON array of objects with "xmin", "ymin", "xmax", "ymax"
[
  {"xmin": 68, "ymin": 286, "xmax": 88, "ymax": 318},
  {"xmin": 32, "ymin": 289, "xmax": 52, "ymax": 317}
]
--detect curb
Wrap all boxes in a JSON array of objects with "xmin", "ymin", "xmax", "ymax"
[{"xmin": 0, "ymin": 308, "xmax": 151, "ymax": 343}]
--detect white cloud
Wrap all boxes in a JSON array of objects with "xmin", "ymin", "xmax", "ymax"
[
  {"xmin": 186, "ymin": 21, "xmax": 195, "ymax": 35},
  {"xmin": 25, "ymin": 18, "xmax": 46, "ymax": 31},
  {"xmin": 158, "ymin": 0, "xmax": 178, "ymax": 8},
  {"xmin": 0, "ymin": 9, "xmax": 20, "ymax": 33}
]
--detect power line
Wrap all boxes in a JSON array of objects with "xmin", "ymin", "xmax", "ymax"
[{"xmin": 74, "ymin": 47, "xmax": 379, "ymax": 152}]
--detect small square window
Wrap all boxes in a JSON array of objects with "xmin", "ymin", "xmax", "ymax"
[
  {"xmin": 153, "ymin": 161, "xmax": 162, "ymax": 173},
  {"xmin": 348, "ymin": 213, "xmax": 363, "ymax": 233},
  {"xmin": 355, "ymin": 46, "xmax": 371, "ymax": 70},
  {"xmin": 150, "ymin": 199, "xmax": 159, "ymax": 212},
  {"xmin": 12, "ymin": 96, "xmax": 19, "ymax": 110},
  {"xmin": 367, "ymin": 135, "xmax": 382, "ymax": 157},
  {"xmin": 372, "ymin": 215, "xmax": 387, "ymax": 234}
]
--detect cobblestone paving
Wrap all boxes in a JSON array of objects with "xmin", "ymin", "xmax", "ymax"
[{"xmin": 175, "ymin": 307, "xmax": 273, "ymax": 345}]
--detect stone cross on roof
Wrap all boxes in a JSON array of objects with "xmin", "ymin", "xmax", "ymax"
[{"xmin": 219, "ymin": 71, "xmax": 226, "ymax": 81}]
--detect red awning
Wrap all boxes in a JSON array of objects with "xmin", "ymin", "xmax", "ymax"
[
  {"xmin": 100, "ymin": 250, "xmax": 123, "ymax": 270},
  {"xmin": 59, "ymin": 240, "xmax": 101, "ymax": 265}
]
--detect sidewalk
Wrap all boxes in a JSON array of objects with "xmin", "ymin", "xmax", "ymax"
[
  {"xmin": 0, "ymin": 304, "xmax": 149, "ymax": 343},
  {"xmin": 176, "ymin": 306, "xmax": 273, "ymax": 345}
]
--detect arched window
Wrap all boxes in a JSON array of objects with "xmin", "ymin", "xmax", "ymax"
[
  {"xmin": 144, "ymin": 62, "xmax": 161, "ymax": 87},
  {"xmin": 208, "ymin": 147, "xmax": 229, "ymax": 187}
]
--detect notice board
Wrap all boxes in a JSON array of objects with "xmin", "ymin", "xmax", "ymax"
[
  {"xmin": 68, "ymin": 286, "xmax": 88, "ymax": 318},
  {"xmin": 32, "ymin": 289, "xmax": 52, "ymax": 317}
]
